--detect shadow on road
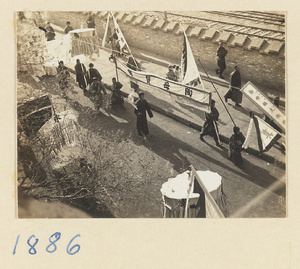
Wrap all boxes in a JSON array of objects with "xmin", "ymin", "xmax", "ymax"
[{"xmin": 72, "ymin": 95, "xmax": 285, "ymax": 199}]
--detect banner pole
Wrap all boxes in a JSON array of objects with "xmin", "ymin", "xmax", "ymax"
[{"xmin": 197, "ymin": 58, "xmax": 236, "ymax": 126}]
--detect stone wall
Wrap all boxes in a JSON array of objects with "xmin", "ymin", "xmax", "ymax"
[{"xmin": 47, "ymin": 11, "xmax": 286, "ymax": 92}]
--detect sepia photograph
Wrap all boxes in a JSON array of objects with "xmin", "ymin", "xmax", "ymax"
[{"xmin": 16, "ymin": 10, "xmax": 286, "ymax": 219}]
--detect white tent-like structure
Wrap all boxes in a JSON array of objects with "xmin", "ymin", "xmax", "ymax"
[{"xmin": 160, "ymin": 165, "xmax": 228, "ymax": 218}]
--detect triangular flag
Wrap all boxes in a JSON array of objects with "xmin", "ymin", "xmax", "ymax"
[
  {"xmin": 111, "ymin": 13, "xmax": 128, "ymax": 51},
  {"xmin": 242, "ymin": 118, "xmax": 254, "ymax": 149},
  {"xmin": 102, "ymin": 12, "xmax": 111, "ymax": 48},
  {"xmin": 181, "ymin": 30, "xmax": 204, "ymax": 87},
  {"xmin": 253, "ymin": 115, "xmax": 282, "ymax": 152}
]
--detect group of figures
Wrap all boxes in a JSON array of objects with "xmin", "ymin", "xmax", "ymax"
[
  {"xmin": 44, "ymin": 12, "xmax": 96, "ymax": 41},
  {"xmin": 199, "ymin": 99, "xmax": 246, "ymax": 167},
  {"xmin": 215, "ymin": 42, "xmax": 243, "ymax": 107},
  {"xmin": 56, "ymin": 59, "xmax": 153, "ymax": 141}
]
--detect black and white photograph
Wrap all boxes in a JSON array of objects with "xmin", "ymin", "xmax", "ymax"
[{"xmin": 16, "ymin": 10, "xmax": 286, "ymax": 219}]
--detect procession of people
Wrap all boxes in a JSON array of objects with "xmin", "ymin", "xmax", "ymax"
[{"xmin": 46, "ymin": 13, "xmax": 284, "ymax": 171}]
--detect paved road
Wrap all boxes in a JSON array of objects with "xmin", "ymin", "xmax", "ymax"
[{"xmin": 63, "ymin": 72, "xmax": 286, "ymax": 218}]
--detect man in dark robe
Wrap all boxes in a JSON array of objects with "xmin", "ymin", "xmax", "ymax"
[
  {"xmin": 74, "ymin": 59, "xmax": 87, "ymax": 92},
  {"xmin": 134, "ymin": 92, "xmax": 153, "ymax": 138},
  {"xmin": 87, "ymin": 63, "xmax": 102, "ymax": 86},
  {"xmin": 224, "ymin": 65, "xmax": 242, "ymax": 106},
  {"xmin": 64, "ymin": 21, "xmax": 73, "ymax": 34},
  {"xmin": 45, "ymin": 21, "xmax": 55, "ymax": 41},
  {"xmin": 228, "ymin": 126, "xmax": 245, "ymax": 167},
  {"xmin": 215, "ymin": 42, "xmax": 228, "ymax": 79},
  {"xmin": 200, "ymin": 100, "xmax": 222, "ymax": 147}
]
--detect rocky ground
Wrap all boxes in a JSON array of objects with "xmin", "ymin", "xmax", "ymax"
[{"xmin": 17, "ymin": 72, "xmax": 180, "ymax": 218}]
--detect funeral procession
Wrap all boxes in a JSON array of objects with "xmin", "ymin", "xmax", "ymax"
[{"xmin": 17, "ymin": 11, "xmax": 285, "ymax": 218}]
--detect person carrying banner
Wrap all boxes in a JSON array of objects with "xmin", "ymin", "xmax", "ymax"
[
  {"xmin": 224, "ymin": 65, "xmax": 242, "ymax": 106},
  {"xmin": 104, "ymin": 77, "xmax": 125, "ymax": 109},
  {"xmin": 74, "ymin": 59, "xmax": 87, "ymax": 92},
  {"xmin": 89, "ymin": 77, "xmax": 107, "ymax": 115},
  {"xmin": 134, "ymin": 92, "xmax": 153, "ymax": 139},
  {"xmin": 166, "ymin": 65, "xmax": 178, "ymax": 81},
  {"xmin": 228, "ymin": 126, "xmax": 245, "ymax": 167},
  {"xmin": 200, "ymin": 100, "xmax": 222, "ymax": 147},
  {"xmin": 215, "ymin": 42, "xmax": 227, "ymax": 79}
]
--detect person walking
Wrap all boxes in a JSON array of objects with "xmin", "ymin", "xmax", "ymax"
[
  {"xmin": 57, "ymin": 61, "xmax": 70, "ymax": 97},
  {"xmin": 74, "ymin": 59, "xmax": 87, "ymax": 92},
  {"xmin": 215, "ymin": 42, "xmax": 228, "ymax": 79},
  {"xmin": 45, "ymin": 21, "xmax": 55, "ymax": 41},
  {"xmin": 200, "ymin": 100, "xmax": 222, "ymax": 147},
  {"xmin": 64, "ymin": 21, "xmax": 73, "ymax": 34},
  {"xmin": 134, "ymin": 92, "xmax": 153, "ymax": 139},
  {"xmin": 89, "ymin": 77, "xmax": 107, "ymax": 114},
  {"xmin": 104, "ymin": 77, "xmax": 125, "ymax": 109},
  {"xmin": 228, "ymin": 126, "xmax": 245, "ymax": 167},
  {"xmin": 224, "ymin": 65, "xmax": 242, "ymax": 106}
]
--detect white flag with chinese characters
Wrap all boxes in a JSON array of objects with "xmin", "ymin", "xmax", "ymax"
[
  {"xmin": 253, "ymin": 115, "xmax": 282, "ymax": 152},
  {"xmin": 111, "ymin": 13, "xmax": 127, "ymax": 51}
]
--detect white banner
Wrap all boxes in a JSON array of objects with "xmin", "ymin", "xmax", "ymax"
[
  {"xmin": 241, "ymin": 81, "xmax": 285, "ymax": 132},
  {"xmin": 116, "ymin": 58, "xmax": 212, "ymax": 113}
]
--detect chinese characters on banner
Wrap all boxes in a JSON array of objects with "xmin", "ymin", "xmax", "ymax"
[
  {"xmin": 240, "ymin": 81, "xmax": 285, "ymax": 132},
  {"xmin": 116, "ymin": 58, "xmax": 212, "ymax": 113}
]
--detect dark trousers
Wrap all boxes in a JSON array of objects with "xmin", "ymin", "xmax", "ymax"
[
  {"xmin": 217, "ymin": 59, "xmax": 226, "ymax": 76},
  {"xmin": 201, "ymin": 122, "xmax": 218, "ymax": 144}
]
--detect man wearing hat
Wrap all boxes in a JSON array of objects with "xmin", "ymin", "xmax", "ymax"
[
  {"xmin": 87, "ymin": 63, "xmax": 102, "ymax": 87},
  {"xmin": 200, "ymin": 100, "xmax": 222, "ymax": 147},
  {"xmin": 224, "ymin": 65, "xmax": 242, "ymax": 106},
  {"xmin": 228, "ymin": 126, "xmax": 245, "ymax": 167},
  {"xmin": 134, "ymin": 92, "xmax": 153, "ymax": 139},
  {"xmin": 215, "ymin": 42, "xmax": 228, "ymax": 79}
]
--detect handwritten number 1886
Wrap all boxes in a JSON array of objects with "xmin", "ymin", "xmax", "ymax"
[{"xmin": 13, "ymin": 233, "xmax": 80, "ymax": 255}]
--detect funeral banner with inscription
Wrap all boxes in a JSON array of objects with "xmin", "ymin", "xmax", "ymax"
[
  {"xmin": 242, "ymin": 115, "xmax": 282, "ymax": 152},
  {"xmin": 241, "ymin": 81, "xmax": 286, "ymax": 132},
  {"xmin": 116, "ymin": 58, "xmax": 212, "ymax": 113}
]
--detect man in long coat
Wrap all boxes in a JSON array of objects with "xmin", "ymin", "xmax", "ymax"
[
  {"xmin": 224, "ymin": 65, "xmax": 242, "ymax": 106},
  {"xmin": 228, "ymin": 126, "xmax": 245, "ymax": 167},
  {"xmin": 87, "ymin": 63, "xmax": 102, "ymax": 86},
  {"xmin": 75, "ymin": 59, "xmax": 87, "ymax": 92},
  {"xmin": 134, "ymin": 92, "xmax": 153, "ymax": 138},
  {"xmin": 215, "ymin": 42, "xmax": 228, "ymax": 79},
  {"xmin": 200, "ymin": 100, "xmax": 222, "ymax": 147}
]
